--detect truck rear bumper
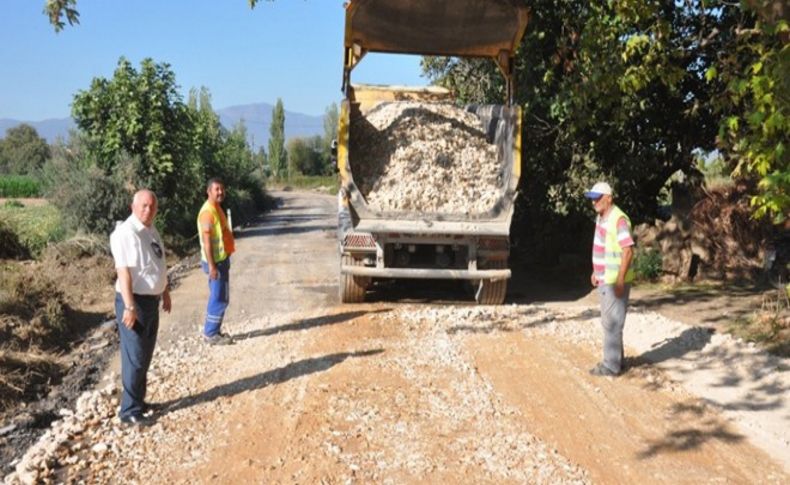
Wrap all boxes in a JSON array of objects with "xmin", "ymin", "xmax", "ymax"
[{"xmin": 341, "ymin": 265, "xmax": 510, "ymax": 281}]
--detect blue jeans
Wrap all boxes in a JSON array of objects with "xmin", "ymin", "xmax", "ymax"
[
  {"xmin": 202, "ymin": 258, "xmax": 230, "ymax": 337},
  {"xmin": 598, "ymin": 284, "xmax": 631, "ymax": 373},
  {"xmin": 115, "ymin": 293, "xmax": 159, "ymax": 419}
]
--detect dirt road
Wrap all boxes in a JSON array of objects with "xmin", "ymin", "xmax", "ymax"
[{"xmin": 5, "ymin": 191, "xmax": 789, "ymax": 483}]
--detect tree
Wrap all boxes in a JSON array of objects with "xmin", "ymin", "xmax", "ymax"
[
  {"xmin": 188, "ymin": 86, "xmax": 225, "ymax": 182},
  {"xmin": 43, "ymin": 135, "xmax": 141, "ymax": 235},
  {"xmin": 423, "ymin": 0, "xmax": 750, "ymax": 262},
  {"xmin": 71, "ymin": 57, "xmax": 202, "ymax": 236},
  {"xmin": 287, "ymin": 135, "xmax": 325, "ymax": 176},
  {"xmin": 268, "ymin": 98, "xmax": 287, "ymax": 178},
  {"xmin": 425, "ymin": 0, "xmax": 788, "ymax": 227},
  {"xmin": 47, "ymin": 56, "xmax": 266, "ymax": 236},
  {"xmin": 0, "ymin": 124, "xmax": 50, "ymax": 175},
  {"xmin": 708, "ymin": 1, "xmax": 789, "ymax": 223},
  {"xmin": 220, "ymin": 121, "xmax": 257, "ymax": 184}
]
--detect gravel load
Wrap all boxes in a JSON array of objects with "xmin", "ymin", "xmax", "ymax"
[{"xmin": 350, "ymin": 102, "xmax": 505, "ymax": 215}]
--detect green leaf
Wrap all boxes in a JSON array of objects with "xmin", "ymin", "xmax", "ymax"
[{"xmin": 705, "ymin": 66, "xmax": 717, "ymax": 82}]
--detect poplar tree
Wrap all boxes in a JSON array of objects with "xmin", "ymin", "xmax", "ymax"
[{"xmin": 268, "ymin": 98, "xmax": 287, "ymax": 179}]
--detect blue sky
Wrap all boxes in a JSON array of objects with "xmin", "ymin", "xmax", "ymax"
[{"xmin": 0, "ymin": 0, "xmax": 427, "ymax": 121}]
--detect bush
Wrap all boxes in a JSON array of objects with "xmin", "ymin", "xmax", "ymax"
[
  {"xmin": 0, "ymin": 175, "xmax": 41, "ymax": 197},
  {"xmin": 270, "ymin": 175, "xmax": 338, "ymax": 193},
  {"xmin": 43, "ymin": 143, "xmax": 137, "ymax": 236},
  {"xmin": 205, "ymin": 173, "xmax": 270, "ymax": 231},
  {"xmin": 633, "ymin": 247, "xmax": 662, "ymax": 281},
  {"xmin": 0, "ymin": 204, "xmax": 67, "ymax": 258}
]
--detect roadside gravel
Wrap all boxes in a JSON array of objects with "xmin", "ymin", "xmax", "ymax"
[{"xmin": 4, "ymin": 191, "xmax": 787, "ymax": 483}]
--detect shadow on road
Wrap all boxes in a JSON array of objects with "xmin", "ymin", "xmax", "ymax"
[
  {"xmin": 233, "ymin": 309, "xmax": 390, "ymax": 342},
  {"xmin": 630, "ymin": 285, "xmax": 762, "ymax": 326},
  {"xmin": 626, "ymin": 326, "xmax": 787, "ymax": 413},
  {"xmin": 630, "ymin": 327, "xmax": 715, "ymax": 368},
  {"xmin": 160, "ymin": 349, "xmax": 384, "ymax": 415},
  {"xmin": 237, "ymin": 223, "xmax": 335, "ymax": 238},
  {"xmin": 636, "ymin": 401, "xmax": 744, "ymax": 459},
  {"xmin": 507, "ymin": 266, "xmax": 592, "ymax": 304},
  {"xmin": 637, "ymin": 424, "xmax": 744, "ymax": 459}
]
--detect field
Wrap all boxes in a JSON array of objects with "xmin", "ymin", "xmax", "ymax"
[
  {"xmin": 0, "ymin": 200, "xmax": 66, "ymax": 258},
  {"xmin": 268, "ymin": 175, "xmax": 339, "ymax": 193}
]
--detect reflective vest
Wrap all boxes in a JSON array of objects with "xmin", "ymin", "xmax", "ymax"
[
  {"xmin": 197, "ymin": 201, "xmax": 229, "ymax": 263},
  {"xmin": 603, "ymin": 205, "xmax": 635, "ymax": 285}
]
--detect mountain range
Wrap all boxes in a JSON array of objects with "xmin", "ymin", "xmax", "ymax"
[{"xmin": 0, "ymin": 102, "xmax": 326, "ymax": 149}]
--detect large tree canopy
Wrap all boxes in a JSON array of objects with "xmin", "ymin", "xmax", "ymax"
[
  {"xmin": 424, "ymin": 0, "xmax": 787, "ymax": 234},
  {"xmin": 65, "ymin": 57, "xmax": 265, "ymax": 237},
  {"xmin": 71, "ymin": 57, "xmax": 201, "ymax": 234}
]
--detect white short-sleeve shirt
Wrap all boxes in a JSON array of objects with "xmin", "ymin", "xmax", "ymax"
[{"xmin": 110, "ymin": 214, "xmax": 167, "ymax": 295}]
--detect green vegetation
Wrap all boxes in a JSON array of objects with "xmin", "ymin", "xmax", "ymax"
[
  {"xmin": 283, "ymin": 103, "xmax": 340, "ymax": 177},
  {"xmin": 632, "ymin": 248, "xmax": 662, "ymax": 282},
  {"xmin": 709, "ymin": 3, "xmax": 788, "ymax": 224},
  {"xmin": 268, "ymin": 98, "xmax": 287, "ymax": 179},
  {"xmin": 423, "ymin": 0, "xmax": 789, "ymax": 265},
  {"xmin": 271, "ymin": 175, "xmax": 339, "ymax": 193},
  {"xmin": 0, "ymin": 123, "xmax": 50, "ymax": 176},
  {"xmin": 0, "ymin": 175, "xmax": 41, "ymax": 197},
  {"xmin": 45, "ymin": 57, "xmax": 268, "ymax": 241},
  {"xmin": 0, "ymin": 203, "xmax": 67, "ymax": 258}
]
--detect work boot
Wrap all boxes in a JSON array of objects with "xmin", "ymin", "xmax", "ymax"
[
  {"xmin": 203, "ymin": 332, "xmax": 234, "ymax": 346},
  {"xmin": 588, "ymin": 362, "xmax": 619, "ymax": 377}
]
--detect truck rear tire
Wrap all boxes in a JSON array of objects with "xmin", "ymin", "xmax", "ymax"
[
  {"xmin": 475, "ymin": 260, "xmax": 507, "ymax": 305},
  {"xmin": 339, "ymin": 254, "xmax": 366, "ymax": 303}
]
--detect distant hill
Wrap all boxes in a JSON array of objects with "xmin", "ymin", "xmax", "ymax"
[
  {"xmin": 0, "ymin": 117, "xmax": 75, "ymax": 143},
  {"xmin": 216, "ymin": 103, "xmax": 325, "ymax": 150},
  {"xmin": 0, "ymin": 103, "xmax": 325, "ymax": 147}
]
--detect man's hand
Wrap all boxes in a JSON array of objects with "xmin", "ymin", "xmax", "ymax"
[
  {"xmin": 614, "ymin": 280, "xmax": 625, "ymax": 298},
  {"xmin": 590, "ymin": 272, "xmax": 598, "ymax": 287},
  {"xmin": 122, "ymin": 307, "xmax": 137, "ymax": 329},
  {"xmin": 162, "ymin": 289, "xmax": 172, "ymax": 313},
  {"xmin": 117, "ymin": 267, "xmax": 136, "ymax": 329},
  {"xmin": 614, "ymin": 245, "xmax": 633, "ymax": 298},
  {"xmin": 208, "ymin": 264, "xmax": 219, "ymax": 280}
]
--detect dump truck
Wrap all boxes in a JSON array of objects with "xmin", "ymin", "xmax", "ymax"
[{"xmin": 337, "ymin": 0, "xmax": 529, "ymax": 304}]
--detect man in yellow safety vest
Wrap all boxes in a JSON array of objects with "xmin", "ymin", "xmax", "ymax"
[
  {"xmin": 198, "ymin": 178, "xmax": 236, "ymax": 345},
  {"xmin": 584, "ymin": 181, "xmax": 634, "ymax": 377}
]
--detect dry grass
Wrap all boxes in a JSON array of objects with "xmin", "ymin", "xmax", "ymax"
[
  {"xmin": 728, "ymin": 286, "xmax": 790, "ymax": 357},
  {"xmin": 0, "ymin": 236, "xmax": 115, "ymax": 413},
  {"xmin": 0, "ymin": 347, "xmax": 64, "ymax": 411}
]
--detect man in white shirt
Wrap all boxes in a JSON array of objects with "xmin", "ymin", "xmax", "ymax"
[{"xmin": 110, "ymin": 189, "xmax": 171, "ymax": 426}]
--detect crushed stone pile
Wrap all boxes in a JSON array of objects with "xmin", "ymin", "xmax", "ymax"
[{"xmin": 350, "ymin": 102, "xmax": 504, "ymax": 215}]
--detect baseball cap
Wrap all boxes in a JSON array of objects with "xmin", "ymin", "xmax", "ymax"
[{"xmin": 584, "ymin": 181, "xmax": 612, "ymax": 199}]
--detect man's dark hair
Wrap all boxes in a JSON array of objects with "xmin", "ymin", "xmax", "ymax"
[{"xmin": 206, "ymin": 177, "xmax": 225, "ymax": 190}]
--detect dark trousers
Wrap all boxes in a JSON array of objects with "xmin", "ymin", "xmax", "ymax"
[{"xmin": 115, "ymin": 292, "xmax": 159, "ymax": 419}]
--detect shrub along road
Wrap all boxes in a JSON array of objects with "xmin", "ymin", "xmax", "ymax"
[{"xmin": 4, "ymin": 191, "xmax": 788, "ymax": 483}]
